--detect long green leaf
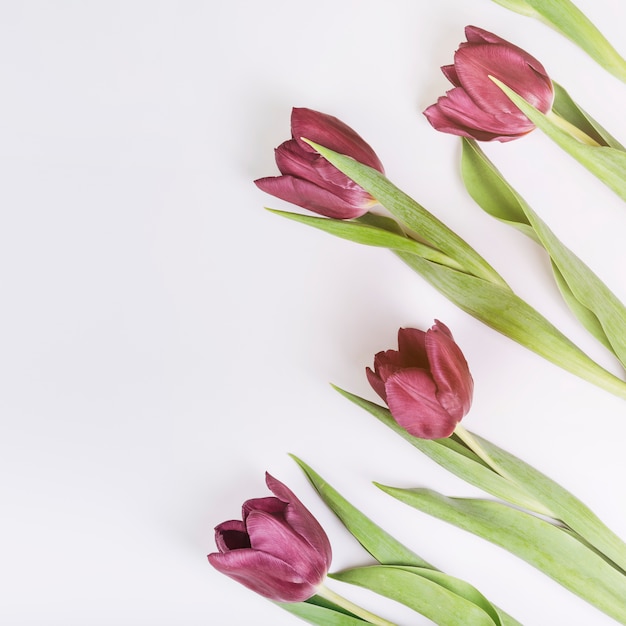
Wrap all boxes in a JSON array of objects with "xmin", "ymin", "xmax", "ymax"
[
  {"xmin": 396, "ymin": 250, "xmax": 626, "ymax": 399},
  {"xmin": 290, "ymin": 455, "xmax": 432, "ymax": 568},
  {"xmin": 266, "ymin": 208, "xmax": 465, "ymax": 271},
  {"xmin": 552, "ymin": 82, "xmax": 625, "ymax": 150},
  {"xmin": 378, "ymin": 487, "xmax": 626, "ymax": 624},
  {"xmin": 461, "ymin": 137, "xmax": 626, "ymax": 369},
  {"xmin": 493, "ymin": 79, "xmax": 626, "ymax": 202},
  {"xmin": 302, "ymin": 140, "xmax": 508, "ymax": 287},
  {"xmin": 488, "ymin": 0, "xmax": 626, "ymax": 83},
  {"xmin": 332, "ymin": 566, "xmax": 502, "ymax": 626},
  {"xmin": 332, "ymin": 387, "xmax": 556, "ymax": 516},
  {"xmin": 278, "ymin": 596, "xmax": 369, "ymax": 625}
]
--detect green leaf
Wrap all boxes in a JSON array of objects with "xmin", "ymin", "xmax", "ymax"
[
  {"xmin": 492, "ymin": 78, "xmax": 626, "ymax": 202},
  {"xmin": 332, "ymin": 387, "xmax": 557, "ymax": 516},
  {"xmin": 552, "ymin": 82, "xmax": 625, "ymax": 150},
  {"xmin": 290, "ymin": 455, "xmax": 432, "ymax": 568},
  {"xmin": 473, "ymin": 433, "xmax": 626, "ymax": 574},
  {"xmin": 395, "ymin": 250, "xmax": 626, "ymax": 399},
  {"xmin": 489, "ymin": 0, "xmax": 626, "ymax": 83},
  {"xmin": 277, "ymin": 596, "xmax": 369, "ymax": 625},
  {"xmin": 461, "ymin": 138, "xmax": 626, "ymax": 369},
  {"xmin": 378, "ymin": 487, "xmax": 626, "ymax": 624},
  {"xmin": 301, "ymin": 140, "xmax": 508, "ymax": 288},
  {"xmin": 266, "ymin": 208, "xmax": 465, "ymax": 271},
  {"xmin": 332, "ymin": 565, "xmax": 502, "ymax": 626}
]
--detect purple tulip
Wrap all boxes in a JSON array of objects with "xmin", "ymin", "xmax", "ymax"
[
  {"xmin": 423, "ymin": 26, "xmax": 554, "ymax": 142},
  {"xmin": 208, "ymin": 473, "xmax": 332, "ymax": 602},
  {"xmin": 366, "ymin": 321, "xmax": 474, "ymax": 439},
  {"xmin": 255, "ymin": 107, "xmax": 384, "ymax": 219}
]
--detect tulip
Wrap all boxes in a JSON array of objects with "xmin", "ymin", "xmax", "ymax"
[
  {"xmin": 423, "ymin": 26, "xmax": 554, "ymax": 142},
  {"xmin": 255, "ymin": 107, "xmax": 384, "ymax": 219},
  {"xmin": 366, "ymin": 321, "xmax": 473, "ymax": 439},
  {"xmin": 208, "ymin": 472, "xmax": 332, "ymax": 602}
]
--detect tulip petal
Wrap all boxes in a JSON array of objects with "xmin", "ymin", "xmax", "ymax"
[
  {"xmin": 441, "ymin": 64, "xmax": 461, "ymax": 87},
  {"xmin": 366, "ymin": 366, "xmax": 387, "ymax": 402},
  {"xmin": 242, "ymin": 496, "xmax": 286, "ymax": 521},
  {"xmin": 266, "ymin": 473, "xmax": 332, "ymax": 570},
  {"xmin": 214, "ymin": 519, "xmax": 250, "ymax": 552},
  {"xmin": 455, "ymin": 43, "xmax": 553, "ymax": 114},
  {"xmin": 291, "ymin": 107, "xmax": 384, "ymax": 173},
  {"xmin": 246, "ymin": 509, "xmax": 328, "ymax": 585},
  {"xmin": 208, "ymin": 549, "xmax": 316, "ymax": 602},
  {"xmin": 254, "ymin": 175, "xmax": 369, "ymax": 219},
  {"xmin": 385, "ymin": 368, "xmax": 458, "ymax": 439},
  {"xmin": 464, "ymin": 24, "xmax": 510, "ymax": 46},
  {"xmin": 397, "ymin": 327, "xmax": 428, "ymax": 368},
  {"xmin": 426, "ymin": 323, "xmax": 474, "ymax": 420}
]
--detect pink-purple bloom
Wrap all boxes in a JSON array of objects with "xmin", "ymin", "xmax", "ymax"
[
  {"xmin": 255, "ymin": 107, "xmax": 384, "ymax": 219},
  {"xmin": 367, "ymin": 322, "xmax": 474, "ymax": 439},
  {"xmin": 208, "ymin": 473, "xmax": 332, "ymax": 602},
  {"xmin": 424, "ymin": 26, "xmax": 554, "ymax": 142}
]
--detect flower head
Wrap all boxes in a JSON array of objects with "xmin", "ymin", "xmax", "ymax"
[
  {"xmin": 367, "ymin": 321, "xmax": 474, "ymax": 439},
  {"xmin": 255, "ymin": 107, "xmax": 384, "ymax": 219},
  {"xmin": 208, "ymin": 473, "xmax": 332, "ymax": 602},
  {"xmin": 423, "ymin": 26, "xmax": 554, "ymax": 142}
]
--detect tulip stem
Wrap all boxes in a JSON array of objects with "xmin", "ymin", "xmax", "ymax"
[
  {"xmin": 453, "ymin": 424, "xmax": 555, "ymax": 518},
  {"xmin": 316, "ymin": 583, "xmax": 397, "ymax": 626},
  {"xmin": 546, "ymin": 110, "xmax": 602, "ymax": 146}
]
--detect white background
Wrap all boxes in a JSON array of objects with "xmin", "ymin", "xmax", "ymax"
[{"xmin": 1, "ymin": 1, "xmax": 625, "ymax": 625}]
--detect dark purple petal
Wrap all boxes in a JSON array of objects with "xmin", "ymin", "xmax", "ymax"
[
  {"xmin": 242, "ymin": 496, "xmax": 285, "ymax": 521},
  {"xmin": 208, "ymin": 549, "xmax": 317, "ymax": 602},
  {"xmin": 397, "ymin": 327, "xmax": 428, "ymax": 368},
  {"xmin": 215, "ymin": 520, "xmax": 250, "ymax": 552},
  {"xmin": 385, "ymin": 368, "xmax": 459, "ymax": 439},
  {"xmin": 254, "ymin": 175, "xmax": 370, "ymax": 219},
  {"xmin": 464, "ymin": 25, "xmax": 511, "ymax": 45},
  {"xmin": 291, "ymin": 108, "xmax": 384, "ymax": 173},
  {"xmin": 265, "ymin": 473, "xmax": 332, "ymax": 572},
  {"xmin": 425, "ymin": 323, "xmax": 473, "ymax": 420},
  {"xmin": 366, "ymin": 366, "xmax": 387, "ymax": 402},
  {"xmin": 441, "ymin": 64, "xmax": 461, "ymax": 87}
]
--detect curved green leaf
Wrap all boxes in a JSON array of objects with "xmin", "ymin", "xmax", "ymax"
[
  {"xmin": 461, "ymin": 137, "xmax": 626, "ymax": 369},
  {"xmin": 278, "ymin": 596, "xmax": 369, "ymax": 625},
  {"xmin": 332, "ymin": 565, "xmax": 501, "ymax": 626},
  {"xmin": 489, "ymin": 0, "xmax": 626, "ymax": 83},
  {"xmin": 378, "ymin": 487, "xmax": 626, "ymax": 624},
  {"xmin": 290, "ymin": 455, "xmax": 431, "ymax": 568},
  {"xmin": 492, "ymin": 79, "xmax": 626, "ymax": 202}
]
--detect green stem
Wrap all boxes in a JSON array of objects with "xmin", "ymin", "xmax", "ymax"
[
  {"xmin": 316, "ymin": 583, "xmax": 397, "ymax": 626},
  {"xmin": 546, "ymin": 110, "xmax": 602, "ymax": 146},
  {"xmin": 453, "ymin": 424, "xmax": 555, "ymax": 518}
]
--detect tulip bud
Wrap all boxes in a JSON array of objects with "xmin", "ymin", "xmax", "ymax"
[
  {"xmin": 423, "ymin": 26, "xmax": 554, "ymax": 142},
  {"xmin": 208, "ymin": 473, "xmax": 332, "ymax": 602},
  {"xmin": 255, "ymin": 107, "xmax": 384, "ymax": 219},
  {"xmin": 366, "ymin": 322, "xmax": 474, "ymax": 439}
]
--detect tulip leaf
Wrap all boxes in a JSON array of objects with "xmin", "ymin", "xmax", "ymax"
[
  {"xmin": 552, "ymin": 82, "xmax": 624, "ymax": 150},
  {"xmin": 377, "ymin": 487, "xmax": 626, "ymax": 624},
  {"xmin": 302, "ymin": 140, "xmax": 508, "ymax": 288},
  {"xmin": 290, "ymin": 455, "xmax": 433, "ymax": 568},
  {"xmin": 395, "ymin": 250, "xmax": 626, "ymax": 399},
  {"xmin": 489, "ymin": 0, "xmax": 626, "ymax": 83},
  {"xmin": 332, "ymin": 387, "xmax": 556, "ymax": 516},
  {"xmin": 473, "ymin": 433, "xmax": 626, "ymax": 574},
  {"xmin": 492, "ymin": 78, "xmax": 626, "ymax": 202},
  {"xmin": 278, "ymin": 596, "xmax": 370, "ymax": 625},
  {"xmin": 461, "ymin": 137, "xmax": 626, "ymax": 369},
  {"xmin": 266, "ymin": 208, "xmax": 465, "ymax": 271},
  {"xmin": 332, "ymin": 565, "xmax": 507, "ymax": 626}
]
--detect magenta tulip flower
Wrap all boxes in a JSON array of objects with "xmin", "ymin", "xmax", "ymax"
[
  {"xmin": 255, "ymin": 107, "xmax": 384, "ymax": 219},
  {"xmin": 423, "ymin": 26, "xmax": 554, "ymax": 142},
  {"xmin": 366, "ymin": 321, "xmax": 474, "ymax": 439},
  {"xmin": 208, "ymin": 472, "xmax": 332, "ymax": 602}
]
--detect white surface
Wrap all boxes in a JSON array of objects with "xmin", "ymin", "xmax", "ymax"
[{"xmin": 1, "ymin": 1, "xmax": 625, "ymax": 624}]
